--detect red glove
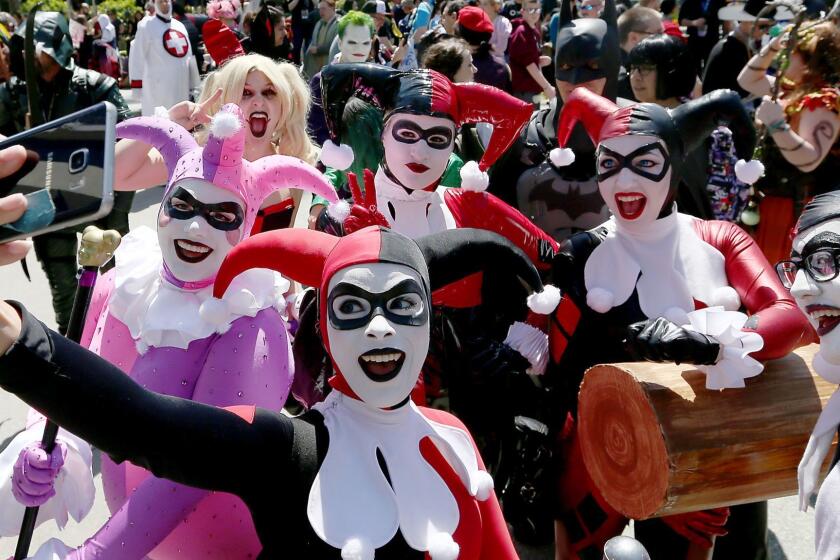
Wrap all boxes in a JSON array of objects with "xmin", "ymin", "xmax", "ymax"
[
  {"xmin": 343, "ymin": 169, "xmax": 389, "ymax": 234},
  {"xmin": 661, "ymin": 507, "xmax": 730, "ymax": 548}
]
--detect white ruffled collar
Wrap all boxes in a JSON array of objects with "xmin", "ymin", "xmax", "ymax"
[
  {"xmin": 107, "ymin": 226, "xmax": 289, "ymax": 353},
  {"xmin": 308, "ymin": 391, "xmax": 492, "ymax": 559},
  {"xmin": 584, "ymin": 209, "xmax": 740, "ymax": 324},
  {"xmin": 374, "ymin": 167, "xmax": 456, "ymax": 239}
]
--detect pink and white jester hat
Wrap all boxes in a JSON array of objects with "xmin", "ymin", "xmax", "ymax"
[{"xmin": 115, "ymin": 103, "xmax": 338, "ymax": 235}]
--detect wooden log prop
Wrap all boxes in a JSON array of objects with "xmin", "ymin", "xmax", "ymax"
[{"xmin": 577, "ymin": 344, "xmax": 837, "ymax": 520}]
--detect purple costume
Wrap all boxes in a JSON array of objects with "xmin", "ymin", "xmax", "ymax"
[{"xmin": 0, "ymin": 104, "xmax": 337, "ymax": 559}]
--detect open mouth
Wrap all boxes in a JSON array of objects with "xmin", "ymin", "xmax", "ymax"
[
  {"xmin": 615, "ymin": 192, "xmax": 647, "ymax": 220},
  {"xmin": 807, "ymin": 304, "xmax": 840, "ymax": 336},
  {"xmin": 248, "ymin": 111, "xmax": 269, "ymax": 138},
  {"xmin": 406, "ymin": 162, "xmax": 429, "ymax": 174},
  {"xmin": 173, "ymin": 239, "xmax": 213, "ymax": 263},
  {"xmin": 358, "ymin": 348, "xmax": 406, "ymax": 382}
]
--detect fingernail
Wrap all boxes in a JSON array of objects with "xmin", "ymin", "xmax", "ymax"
[{"xmin": 7, "ymin": 240, "xmax": 32, "ymax": 256}]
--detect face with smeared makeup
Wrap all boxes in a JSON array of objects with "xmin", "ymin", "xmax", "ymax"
[
  {"xmin": 239, "ymin": 71, "xmax": 281, "ymax": 143},
  {"xmin": 326, "ymin": 262, "xmax": 431, "ymax": 408},
  {"xmin": 158, "ymin": 178, "xmax": 247, "ymax": 282},
  {"xmin": 596, "ymin": 134, "xmax": 672, "ymax": 230},
  {"xmin": 382, "ymin": 114, "xmax": 456, "ymax": 191},
  {"xmin": 787, "ymin": 221, "xmax": 840, "ymax": 362}
]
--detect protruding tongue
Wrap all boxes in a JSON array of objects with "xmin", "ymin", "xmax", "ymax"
[{"xmin": 249, "ymin": 115, "xmax": 268, "ymax": 138}]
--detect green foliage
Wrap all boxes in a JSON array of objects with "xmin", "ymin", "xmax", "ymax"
[
  {"xmin": 97, "ymin": 0, "xmax": 142, "ymax": 18},
  {"xmin": 20, "ymin": 0, "xmax": 66, "ymax": 14}
]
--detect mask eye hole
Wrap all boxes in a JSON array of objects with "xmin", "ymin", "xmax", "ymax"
[
  {"xmin": 333, "ymin": 295, "xmax": 371, "ymax": 320},
  {"xmin": 387, "ymin": 293, "xmax": 423, "ymax": 316},
  {"xmin": 558, "ymin": 63, "xmax": 572, "ymax": 71},
  {"xmin": 209, "ymin": 211, "xmax": 237, "ymax": 224},
  {"xmin": 170, "ymin": 197, "xmax": 193, "ymax": 212}
]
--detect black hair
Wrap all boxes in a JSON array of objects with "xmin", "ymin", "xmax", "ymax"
[
  {"xmin": 659, "ymin": 0, "xmax": 675, "ymax": 13},
  {"xmin": 172, "ymin": 1, "xmax": 185, "ymax": 16},
  {"xmin": 628, "ymin": 34, "xmax": 696, "ymax": 100},
  {"xmin": 454, "ymin": 22, "xmax": 492, "ymax": 55},
  {"xmin": 796, "ymin": 191, "xmax": 840, "ymax": 236}
]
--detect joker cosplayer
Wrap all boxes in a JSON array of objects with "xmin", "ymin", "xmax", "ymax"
[
  {"xmin": 546, "ymin": 87, "xmax": 814, "ymax": 557},
  {"xmin": 0, "ymin": 104, "xmax": 337, "ymax": 559},
  {"xmin": 779, "ymin": 192, "xmax": 840, "ymax": 560},
  {"xmin": 0, "ymin": 226, "xmax": 561, "ymax": 558}
]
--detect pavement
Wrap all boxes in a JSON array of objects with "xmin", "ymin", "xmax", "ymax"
[{"xmin": 0, "ymin": 91, "xmax": 823, "ymax": 558}]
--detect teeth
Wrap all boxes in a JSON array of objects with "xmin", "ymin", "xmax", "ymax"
[
  {"xmin": 361, "ymin": 352, "xmax": 402, "ymax": 363},
  {"xmin": 811, "ymin": 309, "xmax": 840, "ymax": 319},
  {"xmin": 176, "ymin": 240, "xmax": 210, "ymax": 253},
  {"xmin": 617, "ymin": 194, "xmax": 644, "ymax": 202}
]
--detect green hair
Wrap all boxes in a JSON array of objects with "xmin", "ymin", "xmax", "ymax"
[{"xmin": 337, "ymin": 10, "xmax": 375, "ymax": 38}]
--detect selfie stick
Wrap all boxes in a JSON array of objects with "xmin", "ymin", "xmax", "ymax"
[{"xmin": 14, "ymin": 226, "xmax": 122, "ymax": 560}]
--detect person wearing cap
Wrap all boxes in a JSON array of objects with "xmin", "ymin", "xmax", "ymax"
[
  {"xmin": 362, "ymin": 0, "xmax": 397, "ymax": 50},
  {"xmin": 782, "ymin": 191, "xmax": 840, "ymax": 560},
  {"xmin": 702, "ymin": 0, "xmax": 783, "ymax": 99},
  {"xmin": 0, "ymin": 105, "xmax": 339, "ymax": 559},
  {"xmin": 455, "ymin": 5, "xmax": 511, "ymax": 91},
  {"xmin": 0, "ymin": 225, "xmax": 566, "ymax": 558},
  {"xmin": 545, "ymin": 86, "xmax": 812, "ymax": 558}
]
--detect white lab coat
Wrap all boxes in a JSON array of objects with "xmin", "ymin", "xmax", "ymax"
[{"xmin": 128, "ymin": 14, "xmax": 200, "ymax": 116}]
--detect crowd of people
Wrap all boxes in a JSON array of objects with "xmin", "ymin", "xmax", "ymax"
[{"xmin": 0, "ymin": 0, "xmax": 836, "ymax": 557}]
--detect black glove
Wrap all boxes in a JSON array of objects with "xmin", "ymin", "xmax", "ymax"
[
  {"xmin": 624, "ymin": 317, "xmax": 720, "ymax": 366},
  {"xmin": 466, "ymin": 336, "xmax": 532, "ymax": 378}
]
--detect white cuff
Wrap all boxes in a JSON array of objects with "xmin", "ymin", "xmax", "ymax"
[
  {"xmin": 0, "ymin": 420, "xmax": 95, "ymax": 536},
  {"xmin": 682, "ymin": 306, "xmax": 764, "ymax": 390},
  {"xmin": 504, "ymin": 321, "xmax": 549, "ymax": 375}
]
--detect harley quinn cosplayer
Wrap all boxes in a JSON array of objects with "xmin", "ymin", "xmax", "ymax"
[
  {"xmin": 312, "ymin": 63, "xmax": 560, "ymax": 461},
  {"xmin": 546, "ymin": 87, "xmax": 814, "ymax": 559},
  {"xmin": 0, "ymin": 225, "xmax": 561, "ymax": 559},
  {"xmin": 0, "ymin": 105, "xmax": 337, "ymax": 559}
]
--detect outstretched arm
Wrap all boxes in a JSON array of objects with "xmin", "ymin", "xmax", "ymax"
[{"xmin": 0, "ymin": 302, "xmax": 295, "ymax": 497}]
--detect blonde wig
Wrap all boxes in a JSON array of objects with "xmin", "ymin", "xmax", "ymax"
[{"xmin": 196, "ymin": 54, "xmax": 319, "ymax": 164}]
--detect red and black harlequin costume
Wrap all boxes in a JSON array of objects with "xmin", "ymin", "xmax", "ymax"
[
  {"xmin": 309, "ymin": 63, "xmax": 560, "ymax": 454},
  {"xmin": 0, "ymin": 226, "xmax": 565, "ymax": 559},
  {"xmin": 543, "ymin": 88, "xmax": 815, "ymax": 558}
]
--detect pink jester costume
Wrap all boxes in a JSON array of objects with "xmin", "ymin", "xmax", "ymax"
[{"xmin": 0, "ymin": 103, "xmax": 337, "ymax": 559}]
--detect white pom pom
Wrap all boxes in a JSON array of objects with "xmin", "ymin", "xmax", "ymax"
[
  {"xmin": 459, "ymin": 160, "xmax": 489, "ymax": 192},
  {"xmin": 327, "ymin": 199, "xmax": 352, "ymax": 223},
  {"xmin": 549, "ymin": 147, "xmax": 575, "ymax": 167},
  {"xmin": 210, "ymin": 110, "xmax": 242, "ymax": 139},
  {"xmin": 527, "ymin": 284, "xmax": 562, "ymax": 314},
  {"xmin": 199, "ymin": 297, "xmax": 230, "ymax": 327},
  {"xmin": 154, "ymin": 106, "xmax": 170, "ymax": 120},
  {"xmin": 341, "ymin": 537, "xmax": 374, "ymax": 560},
  {"xmin": 586, "ymin": 287, "xmax": 614, "ymax": 313},
  {"xmin": 427, "ymin": 532, "xmax": 460, "ymax": 560},
  {"xmin": 734, "ymin": 159, "xmax": 765, "ymax": 185},
  {"xmin": 712, "ymin": 286, "xmax": 741, "ymax": 311},
  {"xmin": 320, "ymin": 139, "xmax": 355, "ymax": 171},
  {"xmin": 473, "ymin": 470, "xmax": 494, "ymax": 501}
]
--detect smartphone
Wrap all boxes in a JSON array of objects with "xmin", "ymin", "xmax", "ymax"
[{"xmin": 0, "ymin": 101, "xmax": 116, "ymax": 243}]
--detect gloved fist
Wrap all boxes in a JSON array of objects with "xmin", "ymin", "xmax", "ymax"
[
  {"xmin": 661, "ymin": 508, "xmax": 730, "ymax": 548},
  {"xmin": 625, "ymin": 317, "xmax": 720, "ymax": 365},
  {"xmin": 12, "ymin": 441, "xmax": 67, "ymax": 507},
  {"xmin": 466, "ymin": 336, "xmax": 532, "ymax": 378},
  {"xmin": 343, "ymin": 169, "xmax": 390, "ymax": 234}
]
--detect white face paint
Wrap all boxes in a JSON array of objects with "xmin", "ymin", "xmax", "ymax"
[
  {"xmin": 338, "ymin": 24, "xmax": 373, "ymax": 63},
  {"xmin": 326, "ymin": 262, "xmax": 431, "ymax": 409},
  {"xmin": 382, "ymin": 113, "xmax": 456, "ymax": 191},
  {"xmin": 157, "ymin": 178, "xmax": 246, "ymax": 283},
  {"xmin": 789, "ymin": 220, "xmax": 840, "ymax": 363},
  {"xmin": 596, "ymin": 134, "xmax": 672, "ymax": 231}
]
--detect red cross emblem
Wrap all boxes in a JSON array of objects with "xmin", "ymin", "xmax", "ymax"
[{"xmin": 162, "ymin": 28, "xmax": 189, "ymax": 58}]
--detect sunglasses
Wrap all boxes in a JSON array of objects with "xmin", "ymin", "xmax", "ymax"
[{"xmin": 776, "ymin": 250, "xmax": 840, "ymax": 288}]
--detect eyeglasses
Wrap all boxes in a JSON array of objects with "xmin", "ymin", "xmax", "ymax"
[
  {"xmin": 776, "ymin": 250, "xmax": 840, "ymax": 288},
  {"xmin": 629, "ymin": 64, "xmax": 657, "ymax": 76}
]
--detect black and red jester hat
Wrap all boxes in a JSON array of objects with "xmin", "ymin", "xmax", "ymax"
[
  {"xmin": 210, "ymin": 226, "xmax": 560, "ymax": 396},
  {"xmin": 318, "ymin": 62, "xmax": 533, "ymax": 175},
  {"xmin": 556, "ymin": 87, "xmax": 762, "ymax": 212}
]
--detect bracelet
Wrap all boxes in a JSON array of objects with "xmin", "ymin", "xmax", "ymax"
[
  {"xmin": 766, "ymin": 118, "xmax": 790, "ymax": 133},
  {"xmin": 759, "ymin": 46, "xmax": 781, "ymax": 57}
]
